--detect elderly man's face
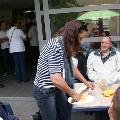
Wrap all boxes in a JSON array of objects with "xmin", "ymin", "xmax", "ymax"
[{"xmin": 101, "ymin": 37, "xmax": 112, "ymax": 53}]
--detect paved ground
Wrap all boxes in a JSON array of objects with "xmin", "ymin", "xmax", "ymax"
[
  {"xmin": 0, "ymin": 73, "xmax": 38, "ymax": 120},
  {"xmin": 0, "ymin": 74, "xmax": 95, "ymax": 120}
]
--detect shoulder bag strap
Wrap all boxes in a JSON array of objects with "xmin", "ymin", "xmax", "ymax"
[{"xmin": 9, "ymin": 28, "xmax": 16, "ymax": 43}]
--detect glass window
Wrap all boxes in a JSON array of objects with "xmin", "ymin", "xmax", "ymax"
[
  {"xmin": 48, "ymin": 0, "xmax": 82, "ymax": 9},
  {"xmin": 48, "ymin": 0, "xmax": 118, "ymax": 9},
  {"xmin": 50, "ymin": 9, "xmax": 120, "ymax": 37},
  {"xmin": 81, "ymin": 10, "xmax": 120, "ymax": 36},
  {"xmin": 50, "ymin": 12, "xmax": 81, "ymax": 35},
  {"xmin": 76, "ymin": 0, "xmax": 117, "ymax": 7}
]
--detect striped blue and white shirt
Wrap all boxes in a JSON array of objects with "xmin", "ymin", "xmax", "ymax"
[{"xmin": 34, "ymin": 36, "xmax": 64, "ymax": 89}]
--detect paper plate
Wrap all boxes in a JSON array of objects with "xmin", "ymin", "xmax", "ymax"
[{"xmin": 68, "ymin": 95, "xmax": 94, "ymax": 105}]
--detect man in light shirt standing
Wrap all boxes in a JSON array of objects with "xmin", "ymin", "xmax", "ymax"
[{"xmin": 7, "ymin": 19, "xmax": 28, "ymax": 83}]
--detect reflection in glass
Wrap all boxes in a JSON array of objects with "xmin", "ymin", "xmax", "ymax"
[
  {"xmin": 50, "ymin": 12, "xmax": 80, "ymax": 36},
  {"xmin": 50, "ymin": 10, "xmax": 120, "ymax": 37},
  {"xmin": 48, "ymin": 0, "xmax": 118, "ymax": 9},
  {"xmin": 48, "ymin": 0, "xmax": 81, "ymax": 9},
  {"xmin": 76, "ymin": 0, "xmax": 117, "ymax": 6}
]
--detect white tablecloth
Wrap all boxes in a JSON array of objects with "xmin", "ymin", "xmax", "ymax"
[{"xmin": 72, "ymin": 83, "xmax": 119, "ymax": 111}]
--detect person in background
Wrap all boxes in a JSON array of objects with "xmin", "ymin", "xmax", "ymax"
[
  {"xmin": 82, "ymin": 23, "xmax": 98, "ymax": 58},
  {"xmin": 87, "ymin": 36, "xmax": 120, "ymax": 84},
  {"xmin": 103, "ymin": 31, "xmax": 110, "ymax": 37},
  {"xmin": 108, "ymin": 86, "xmax": 120, "ymax": 120},
  {"xmin": 7, "ymin": 19, "xmax": 28, "ymax": 83},
  {"xmin": 0, "ymin": 45, "xmax": 3, "ymax": 77},
  {"xmin": 32, "ymin": 20, "xmax": 95, "ymax": 120},
  {"xmin": 0, "ymin": 22, "xmax": 10, "ymax": 77},
  {"xmin": 28, "ymin": 18, "xmax": 39, "ymax": 69},
  {"xmin": 73, "ymin": 47, "xmax": 90, "ymax": 83},
  {"xmin": 0, "ymin": 23, "xmax": 2, "ymax": 75}
]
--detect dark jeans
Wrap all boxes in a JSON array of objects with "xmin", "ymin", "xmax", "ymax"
[
  {"xmin": 0, "ymin": 48, "xmax": 3, "ymax": 75},
  {"xmin": 32, "ymin": 85, "xmax": 72, "ymax": 120},
  {"xmin": 1, "ymin": 48, "xmax": 11, "ymax": 74},
  {"xmin": 12, "ymin": 52, "xmax": 27, "ymax": 82}
]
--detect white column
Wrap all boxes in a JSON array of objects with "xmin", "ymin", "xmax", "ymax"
[
  {"xmin": 34, "ymin": 0, "xmax": 43, "ymax": 51},
  {"xmin": 116, "ymin": 0, "xmax": 120, "ymax": 36},
  {"xmin": 116, "ymin": 0, "xmax": 120, "ymax": 48},
  {"xmin": 43, "ymin": 0, "xmax": 51, "ymax": 40}
]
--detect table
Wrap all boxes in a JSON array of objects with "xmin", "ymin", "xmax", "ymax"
[{"xmin": 72, "ymin": 83, "xmax": 119, "ymax": 112}]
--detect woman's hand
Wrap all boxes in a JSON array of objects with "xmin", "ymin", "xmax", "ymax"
[
  {"xmin": 85, "ymin": 81, "xmax": 95, "ymax": 90},
  {"xmin": 71, "ymin": 92, "xmax": 81, "ymax": 102}
]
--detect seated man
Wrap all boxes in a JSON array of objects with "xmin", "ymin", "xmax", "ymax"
[
  {"xmin": 87, "ymin": 37, "xmax": 120, "ymax": 83},
  {"xmin": 108, "ymin": 86, "xmax": 120, "ymax": 120}
]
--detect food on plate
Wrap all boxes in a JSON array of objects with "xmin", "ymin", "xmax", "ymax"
[
  {"xmin": 97, "ymin": 80, "xmax": 115, "ymax": 97},
  {"xmin": 102, "ymin": 87, "xmax": 115, "ymax": 97}
]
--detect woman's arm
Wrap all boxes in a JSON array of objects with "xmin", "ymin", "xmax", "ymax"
[
  {"xmin": 73, "ymin": 64, "xmax": 95, "ymax": 89},
  {"xmin": 50, "ymin": 73, "xmax": 81, "ymax": 102}
]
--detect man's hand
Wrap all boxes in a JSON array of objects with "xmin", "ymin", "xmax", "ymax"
[{"xmin": 71, "ymin": 92, "xmax": 81, "ymax": 102}]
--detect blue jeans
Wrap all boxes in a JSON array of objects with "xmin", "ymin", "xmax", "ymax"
[
  {"xmin": 1, "ymin": 48, "xmax": 11, "ymax": 74},
  {"xmin": 12, "ymin": 52, "xmax": 27, "ymax": 82},
  {"xmin": 32, "ymin": 85, "xmax": 72, "ymax": 120}
]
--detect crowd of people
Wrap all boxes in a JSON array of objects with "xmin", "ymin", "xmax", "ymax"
[{"xmin": 0, "ymin": 18, "xmax": 39, "ymax": 84}]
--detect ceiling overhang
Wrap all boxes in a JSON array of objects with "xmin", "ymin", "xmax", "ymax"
[{"xmin": 0, "ymin": 0, "xmax": 34, "ymax": 10}]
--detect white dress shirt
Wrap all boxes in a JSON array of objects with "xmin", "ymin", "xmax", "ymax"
[{"xmin": 7, "ymin": 26, "xmax": 26, "ymax": 53}]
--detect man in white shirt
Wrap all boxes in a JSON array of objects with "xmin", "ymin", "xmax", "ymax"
[
  {"xmin": 87, "ymin": 36, "xmax": 120, "ymax": 83},
  {"xmin": 7, "ymin": 19, "xmax": 28, "ymax": 83}
]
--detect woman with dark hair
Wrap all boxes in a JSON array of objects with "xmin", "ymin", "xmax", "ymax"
[
  {"xmin": 32, "ymin": 20, "xmax": 95, "ymax": 120},
  {"xmin": 108, "ymin": 87, "xmax": 120, "ymax": 120}
]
